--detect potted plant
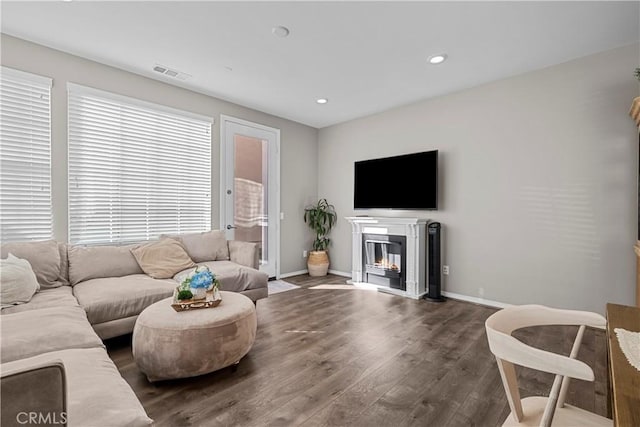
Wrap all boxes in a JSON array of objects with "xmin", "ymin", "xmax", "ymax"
[
  {"xmin": 303, "ymin": 198, "xmax": 337, "ymax": 277},
  {"xmin": 178, "ymin": 266, "xmax": 220, "ymax": 300}
]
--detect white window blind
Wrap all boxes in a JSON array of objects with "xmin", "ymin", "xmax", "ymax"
[
  {"xmin": 68, "ymin": 84, "xmax": 212, "ymax": 245},
  {"xmin": 0, "ymin": 67, "xmax": 53, "ymax": 242}
]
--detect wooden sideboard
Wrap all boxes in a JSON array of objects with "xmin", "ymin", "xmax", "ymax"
[{"xmin": 606, "ymin": 303, "xmax": 640, "ymax": 426}]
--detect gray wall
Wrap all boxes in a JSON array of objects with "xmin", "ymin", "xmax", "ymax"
[
  {"xmin": 0, "ymin": 34, "xmax": 318, "ymax": 275},
  {"xmin": 318, "ymin": 43, "xmax": 639, "ymax": 313}
]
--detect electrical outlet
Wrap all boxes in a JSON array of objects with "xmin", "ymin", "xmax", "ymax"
[
  {"xmin": 303, "ymin": 250, "xmax": 308, "ymax": 258},
  {"xmin": 443, "ymin": 265, "xmax": 449, "ymax": 275}
]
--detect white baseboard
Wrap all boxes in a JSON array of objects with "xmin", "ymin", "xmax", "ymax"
[
  {"xmin": 280, "ymin": 269, "xmax": 351, "ymax": 279},
  {"xmin": 328, "ymin": 269, "xmax": 351, "ymax": 278},
  {"xmin": 442, "ymin": 291, "xmax": 510, "ymax": 309},
  {"xmin": 279, "ymin": 269, "xmax": 308, "ymax": 279}
]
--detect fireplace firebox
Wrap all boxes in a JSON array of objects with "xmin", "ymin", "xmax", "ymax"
[
  {"xmin": 362, "ymin": 233, "xmax": 406, "ymax": 290},
  {"xmin": 347, "ymin": 217, "xmax": 427, "ymax": 299}
]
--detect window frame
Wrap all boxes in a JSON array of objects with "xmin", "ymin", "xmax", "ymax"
[
  {"xmin": 67, "ymin": 83, "xmax": 213, "ymax": 245},
  {"xmin": 0, "ymin": 66, "xmax": 53, "ymax": 242}
]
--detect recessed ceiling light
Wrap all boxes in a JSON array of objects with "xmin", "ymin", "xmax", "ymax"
[
  {"xmin": 272, "ymin": 26, "xmax": 290, "ymax": 38},
  {"xmin": 428, "ymin": 54, "xmax": 448, "ymax": 65},
  {"xmin": 316, "ymin": 98, "xmax": 328, "ymax": 104}
]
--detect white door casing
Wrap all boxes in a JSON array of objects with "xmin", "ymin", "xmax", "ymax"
[{"xmin": 220, "ymin": 115, "xmax": 281, "ymax": 278}]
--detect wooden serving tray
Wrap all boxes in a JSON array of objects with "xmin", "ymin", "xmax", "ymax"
[{"xmin": 171, "ymin": 287, "xmax": 222, "ymax": 312}]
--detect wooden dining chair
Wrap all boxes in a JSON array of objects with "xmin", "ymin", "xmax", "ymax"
[{"xmin": 485, "ymin": 304, "xmax": 612, "ymax": 427}]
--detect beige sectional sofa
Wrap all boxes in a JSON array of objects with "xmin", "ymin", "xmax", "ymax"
[{"xmin": 0, "ymin": 231, "xmax": 268, "ymax": 426}]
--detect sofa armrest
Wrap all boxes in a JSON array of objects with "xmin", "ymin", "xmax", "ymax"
[
  {"xmin": 1, "ymin": 360, "xmax": 67, "ymax": 426},
  {"xmin": 228, "ymin": 240, "xmax": 259, "ymax": 270}
]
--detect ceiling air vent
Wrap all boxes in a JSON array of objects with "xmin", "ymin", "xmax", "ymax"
[{"xmin": 153, "ymin": 64, "xmax": 191, "ymax": 81}]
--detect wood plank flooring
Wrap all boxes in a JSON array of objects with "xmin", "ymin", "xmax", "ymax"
[{"xmin": 107, "ymin": 274, "xmax": 608, "ymax": 426}]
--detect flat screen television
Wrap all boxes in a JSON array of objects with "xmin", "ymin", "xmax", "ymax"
[{"xmin": 354, "ymin": 150, "xmax": 438, "ymax": 210}]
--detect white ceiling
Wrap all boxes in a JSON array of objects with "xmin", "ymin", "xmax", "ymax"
[{"xmin": 1, "ymin": 1, "xmax": 638, "ymax": 128}]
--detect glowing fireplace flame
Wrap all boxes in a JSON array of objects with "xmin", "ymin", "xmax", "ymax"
[{"xmin": 374, "ymin": 258, "xmax": 399, "ymax": 271}]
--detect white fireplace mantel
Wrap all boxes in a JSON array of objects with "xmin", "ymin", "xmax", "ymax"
[{"xmin": 345, "ymin": 216, "xmax": 428, "ymax": 299}]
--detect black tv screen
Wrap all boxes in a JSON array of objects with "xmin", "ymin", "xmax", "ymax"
[{"xmin": 354, "ymin": 150, "xmax": 438, "ymax": 210}]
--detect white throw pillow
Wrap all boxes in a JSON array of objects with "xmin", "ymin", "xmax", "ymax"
[{"xmin": 0, "ymin": 253, "xmax": 40, "ymax": 309}]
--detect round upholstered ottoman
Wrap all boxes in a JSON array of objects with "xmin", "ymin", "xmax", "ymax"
[{"xmin": 132, "ymin": 291, "xmax": 257, "ymax": 382}]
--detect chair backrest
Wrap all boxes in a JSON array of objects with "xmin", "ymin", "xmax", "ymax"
[{"xmin": 485, "ymin": 304, "xmax": 606, "ymax": 426}]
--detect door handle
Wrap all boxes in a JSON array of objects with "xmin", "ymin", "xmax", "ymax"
[{"xmin": 227, "ymin": 225, "xmax": 237, "ymax": 230}]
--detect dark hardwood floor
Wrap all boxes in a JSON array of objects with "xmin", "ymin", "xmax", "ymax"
[{"xmin": 107, "ymin": 274, "xmax": 608, "ymax": 426}]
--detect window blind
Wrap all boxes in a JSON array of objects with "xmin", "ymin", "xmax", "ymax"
[
  {"xmin": 68, "ymin": 84, "xmax": 212, "ymax": 245},
  {"xmin": 0, "ymin": 67, "xmax": 53, "ymax": 242}
]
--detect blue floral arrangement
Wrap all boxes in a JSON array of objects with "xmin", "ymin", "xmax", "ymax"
[
  {"xmin": 178, "ymin": 266, "xmax": 220, "ymax": 300},
  {"xmin": 189, "ymin": 267, "xmax": 214, "ymax": 289}
]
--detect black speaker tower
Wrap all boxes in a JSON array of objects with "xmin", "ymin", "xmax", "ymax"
[{"xmin": 425, "ymin": 222, "xmax": 446, "ymax": 302}]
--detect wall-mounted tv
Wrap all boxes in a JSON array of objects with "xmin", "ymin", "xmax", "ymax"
[{"xmin": 354, "ymin": 150, "xmax": 438, "ymax": 210}]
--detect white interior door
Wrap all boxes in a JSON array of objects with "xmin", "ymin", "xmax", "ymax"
[{"xmin": 220, "ymin": 116, "xmax": 280, "ymax": 278}]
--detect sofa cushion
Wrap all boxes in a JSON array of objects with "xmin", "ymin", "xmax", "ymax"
[
  {"xmin": 0, "ymin": 254, "xmax": 40, "ymax": 309},
  {"xmin": 174, "ymin": 260, "xmax": 268, "ymax": 294},
  {"xmin": 2, "ymin": 347, "xmax": 153, "ymax": 426},
  {"xmin": 164, "ymin": 230, "xmax": 230, "ymax": 262},
  {"xmin": 228, "ymin": 240, "xmax": 259, "ymax": 269},
  {"xmin": 1, "ymin": 240, "xmax": 65, "ymax": 288},
  {"xmin": 1, "ymin": 306, "xmax": 103, "ymax": 363},
  {"xmin": 1, "ymin": 286, "xmax": 79, "ymax": 315},
  {"xmin": 73, "ymin": 274, "xmax": 176, "ymax": 325},
  {"xmin": 68, "ymin": 244, "xmax": 143, "ymax": 285},
  {"xmin": 130, "ymin": 238, "xmax": 196, "ymax": 279}
]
